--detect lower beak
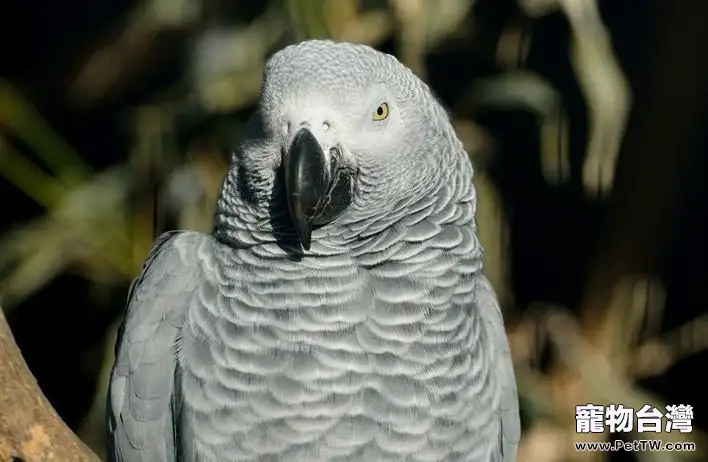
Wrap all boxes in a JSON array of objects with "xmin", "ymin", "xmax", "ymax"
[{"xmin": 283, "ymin": 128, "xmax": 354, "ymax": 250}]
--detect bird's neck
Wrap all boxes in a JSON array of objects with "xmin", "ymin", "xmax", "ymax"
[
  {"xmin": 212, "ymin": 165, "xmax": 293, "ymax": 250},
  {"xmin": 212, "ymin": 160, "xmax": 483, "ymax": 270}
]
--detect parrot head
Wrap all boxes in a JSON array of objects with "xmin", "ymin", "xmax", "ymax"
[{"xmin": 224, "ymin": 40, "xmax": 467, "ymax": 251}]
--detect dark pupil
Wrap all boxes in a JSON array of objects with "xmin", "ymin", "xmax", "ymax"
[{"xmin": 377, "ymin": 106, "xmax": 384, "ymax": 116}]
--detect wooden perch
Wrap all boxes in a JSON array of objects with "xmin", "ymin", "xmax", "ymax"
[{"xmin": 0, "ymin": 307, "xmax": 101, "ymax": 462}]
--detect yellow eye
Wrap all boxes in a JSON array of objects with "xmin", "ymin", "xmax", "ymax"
[{"xmin": 373, "ymin": 103, "xmax": 389, "ymax": 121}]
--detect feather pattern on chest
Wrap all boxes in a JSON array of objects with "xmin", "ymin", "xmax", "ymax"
[{"xmin": 177, "ymin": 180, "xmax": 501, "ymax": 461}]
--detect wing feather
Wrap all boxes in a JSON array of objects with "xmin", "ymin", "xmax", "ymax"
[
  {"xmin": 476, "ymin": 275, "xmax": 521, "ymax": 461},
  {"xmin": 107, "ymin": 230, "xmax": 210, "ymax": 462}
]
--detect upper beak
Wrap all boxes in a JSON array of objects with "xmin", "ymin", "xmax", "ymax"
[{"xmin": 283, "ymin": 127, "xmax": 354, "ymax": 250}]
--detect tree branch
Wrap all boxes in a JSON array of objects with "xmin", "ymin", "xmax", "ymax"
[{"xmin": 0, "ymin": 306, "xmax": 101, "ymax": 461}]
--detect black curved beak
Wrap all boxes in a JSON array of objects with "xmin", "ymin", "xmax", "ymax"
[{"xmin": 284, "ymin": 128, "xmax": 354, "ymax": 250}]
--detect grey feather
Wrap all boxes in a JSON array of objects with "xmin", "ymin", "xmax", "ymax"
[
  {"xmin": 107, "ymin": 231, "xmax": 212, "ymax": 462},
  {"xmin": 474, "ymin": 275, "xmax": 521, "ymax": 461},
  {"xmin": 108, "ymin": 39, "xmax": 520, "ymax": 462}
]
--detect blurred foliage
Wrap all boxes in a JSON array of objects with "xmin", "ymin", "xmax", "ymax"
[{"xmin": 1, "ymin": 0, "xmax": 707, "ymax": 460}]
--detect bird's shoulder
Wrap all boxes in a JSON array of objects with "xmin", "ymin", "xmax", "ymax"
[
  {"xmin": 474, "ymin": 275, "xmax": 521, "ymax": 461},
  {"xmin": 107, "ymin": 230, "xmax": 213, "ymax": 462}
]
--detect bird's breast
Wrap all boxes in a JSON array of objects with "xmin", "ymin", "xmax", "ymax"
[{"xmin": 177, "ymin": 244, "xmax": 498, "ymax": 461}]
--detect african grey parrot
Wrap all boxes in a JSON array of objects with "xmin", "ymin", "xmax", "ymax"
[{"xmin": 107, "ymin": 39, "xmax": 520, "ymax": 462}]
